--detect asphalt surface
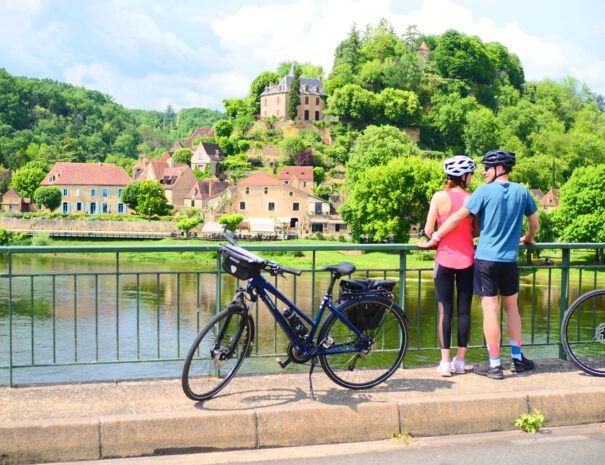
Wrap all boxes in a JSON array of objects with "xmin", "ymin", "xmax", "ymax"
[{"xmin": 1, "ymin": 358, "xmax": 604, "ymax": 464}]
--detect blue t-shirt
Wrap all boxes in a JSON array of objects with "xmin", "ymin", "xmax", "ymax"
[{"xmin": 464, "ymin": 182, "xmax": 538, "ymax": 262}]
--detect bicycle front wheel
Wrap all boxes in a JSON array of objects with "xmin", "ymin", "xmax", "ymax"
[
  {"xmin": 182, "ymin": 308, "xmax": 253, "ymax": 401},
  {"xmin": 561, "ymin": 288, "xmax": 605, "ymax": 377},
  {"xmin": 318, "ymin": 297, "xmax": 408, "ymax": 389}
]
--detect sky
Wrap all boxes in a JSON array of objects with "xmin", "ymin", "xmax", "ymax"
[{"xmin": 1, "ymin": 0, "xmax": 604, "ymax": 112}]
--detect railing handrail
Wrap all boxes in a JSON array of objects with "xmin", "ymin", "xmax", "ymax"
[{"xmin": 1, "ymin": 242, "xmax": 604, "ymax": 255}]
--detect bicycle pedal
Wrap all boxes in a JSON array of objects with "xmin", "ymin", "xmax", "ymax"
[{"xmin": 275, "ymin": 357, "xmax": 291, "ymax": 369}]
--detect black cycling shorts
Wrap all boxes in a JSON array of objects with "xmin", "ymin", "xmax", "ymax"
[{"xmin": 473, "ymin": 259, "xmax": 519, "ymax": 297}]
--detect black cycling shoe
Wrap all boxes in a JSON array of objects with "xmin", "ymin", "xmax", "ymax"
[
  {"xmin": 473, "ymin": 362, "xmax": 504, "ymax": 380},
  {"xmin": 510, "ymin": 354, "xmax": 535, "ymax": 373}
]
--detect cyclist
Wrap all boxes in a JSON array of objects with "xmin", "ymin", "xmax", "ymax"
[
  {"xmin": 423, "ymin": 155, "xmax": 477, "ymax": 377},
  {"xmin": 420, "ymin": 150, "xmax": 539, "ymax": 379}
]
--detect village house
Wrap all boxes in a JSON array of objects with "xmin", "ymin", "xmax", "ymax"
[
  {"xmin": 183, "ymin": 177, "xmax": 229, "ymax": 210},
  {"xmin": 39, "ymin": 162, "xmax": 131, "ymax": 214},
  {"xmin": 276, "ymin": 166, "xmax": 314, "ymax": 194},
  {"xmin": 542, "ymin": 189, "xmax": 560, "ymax": 212},
  {"xmin": 190, "ymin": 142, "xmax": 225, "ymax": 176},
  {"xmin": 1, "ymin": 188, "xmax": 32, "ymax": 213},
  {"xmin": 416, "ymin": 41, "xmax": 431, "ymax": 61},
  {"xmin": 260, "ymin": 64, "xmax": 327, "ymax": 121},
  {"xmin": 185, "ymin": 128, "xmax": 214, "ymax": 149}
]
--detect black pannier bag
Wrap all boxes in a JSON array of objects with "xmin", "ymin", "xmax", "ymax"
[
  {"xmin": 221, "ymin": 244, "xmax": 265, "ymax": 280},
  {"xmin": 338, "ymin": 279, "xmax": 396, "ymax": 331}
]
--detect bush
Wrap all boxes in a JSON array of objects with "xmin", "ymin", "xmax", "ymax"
[{"xmin": 31, "ymin": 232, "xmax": 52, "ymax": 246}]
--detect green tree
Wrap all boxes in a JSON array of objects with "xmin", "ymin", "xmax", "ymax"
[
  {"xmin": 246, "ymin": 70, "xmax": 281, "ymax": 115},
  {"xmin": 112, "ymin": 133, "xmax": 137, "ymax": 158},
  {"xmin": 34, "ymin": 186, "xmax": 62, "ymax": 211},
  {"xmin": 120, "ymin": 181, "xmax": 142, "ymax": 211},
  {"xmin": 280, "ymin": 135, "xmax": 307, "ymax": 157},
  {"xmin": 214, "ymin": 119, "xmax": 233, "ymax": 139},
  {"xmin": 553, "ymin": 164, "xmax": 605, "ymax": 242},
  {"xmin": 136, "ymin": 180, "xmax": 172, "ymax": 217},
  {"xmin": 287, "ymin": 67, "xmax": 301, "ymax": 120},
  {"xmin": 345, "ymin": 125, "xmax": 417, "ymax": 188},
  {"xmin": 313, "ymin": 166, "xmax": 325, "ymax": 184},
  {"xmin": 333, "ymin": 25, "xmax": 362, "ymax": 71},
  {"xmin": 378, "ymin": 88, "xmax": 422, "ymax": 126},
  {"xmin": 429, "ymin": 93, "xmax": 479, "ymax": 150},
  {"xmin": 341, "ymin": 156, "xmax": 443, "ymax": 242},
  {"xmin": 463, "ymin": 107, "xmax": 501, "ymax": 157},
  {"xmin": 176, "ymin": 217, "xmax": 201, "ymax": 238},
  {"xmin": 172, "ymin": 148, "xmax": 193, "ymax": 166},
  {"xmin": 218, "ymin": 213, "xmax": 244, "ymax": 232},
  {"xmin": 434, "ymin": 30, "xmax": 493, "ymax": 84},
  {"xmin": 327, "ymin": 84, "xmax": 379, "ymax": 125},
  {"xmin": 10, "ymin": 167, "xmax": 46, "ymax": 198},
  {"xmin": 222, "ymin": 98, "xmax": 248, "ymax": 118}
]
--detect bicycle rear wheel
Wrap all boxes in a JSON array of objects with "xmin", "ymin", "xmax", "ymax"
[
  {"xmin": 318, "ymin": 297, "xmax": 408, "ymax": 389},
  {"xmin": 182, "ymin": 308, "xmax": 253, "ymax": 401},
  {"xmin": 561, "ymin": 288, "xmax": 605, "ymax": 377}
]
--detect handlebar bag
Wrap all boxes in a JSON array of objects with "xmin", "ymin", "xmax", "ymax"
[{"xmin": 221, "ymin": 244, "xmax": 264, "ymax": 280}]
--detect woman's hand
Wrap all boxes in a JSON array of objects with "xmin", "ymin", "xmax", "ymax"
[{"xmin": 417, "ymin": 238, "xmax": 438, "ymax": 249}]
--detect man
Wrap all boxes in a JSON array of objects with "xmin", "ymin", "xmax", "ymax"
[{"xmin": 419, "ymin": 150, "xmax": 539, "ymax": 379}]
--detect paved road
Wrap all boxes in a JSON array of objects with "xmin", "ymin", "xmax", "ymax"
[{"xmin": 47, "ymin": 423, "xmax": 605, "ymax": 465}]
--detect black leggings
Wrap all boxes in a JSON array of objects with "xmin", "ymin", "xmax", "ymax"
[{"xmin": 433, "ymin": 262, "xmax": 474, "ymax": 349}]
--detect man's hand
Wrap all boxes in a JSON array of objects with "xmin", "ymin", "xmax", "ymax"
[
  {"xmin": 520, "ymin": 235, "xmax": 535, "ymax": 245},
  {"xmin": 418, "ymin": 238, "xmax": 438, "ymax": 249}
]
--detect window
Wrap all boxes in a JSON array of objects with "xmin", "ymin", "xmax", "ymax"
[
  {"xmin": 315, "ymin": 111, "xmax": 320, "ymax": 121},
  {"xmin": 303, "ymin": 181, "xmax": 307, "ymax": 187},
  {"xmin": 264, "ymin": 98, "xmax": 267, "ymax": 106},
  {"xmin": 303, "ymin": 110, "xmax": 309, "ymax": 120},
  {"xmin": 75, "ymin": 202, "xmax": 83, "ymax": 212},
  {"xmin": 268, "ymin": 202, "xmax": 275, "ymax": 211},
  {"xmin": 264, "ymin": 187, "xmax": 268, "ymax": 194},
  {"xmin": 76, "ymin": 189, "xmax": 82, "ymax": 197},
  {"xmin": 289, "ymin": 191, "xmax": 293, "ymax": 196},
  {"xmin": 62, "ymin": 202, "xmax": 69, "ymax": 213},
  {"xmin": 117, "ymin": 203, "xmax": 125, "ymax": 214},
  {"xmin": 315, "ymin": 202, "xmax": 322, "ymax": 213},
  {"xmin": 277, "ymin": 96, "xmax": 280, "ymax": 105},
  {"xmin": 305, "ymin": 96, "xmax": 309, "ymax": 104},
  {"xmin": 240, "ymin": 201, "xmax": 245, "ymax": 210},
  {"xmin": 293, "ymin": 202, "xmax": 299, "ymax": 211},
  {"xmin": 89, "ymin": 202, "xmax": 97, "ymax": 214},
  {"xmin": 101, "ymin": 188, "xmax": 110, "ymax": 198},
  {"xmin": 246, "ymin": 187, "xmax": 249, "ymax": 194},
  {"xmin": 101, "ymin": 203, "xmax": 110, "ymax": 213},
  {"xmin": 90, "ymin": 189, "xmax": 97, "ymax": 197},
  {"xmin": 316, "ymin": 97, "xmax": 320, "ymax": 105},
  {"xmin": 277, "ymin": 109, "xmax": 280, "ymax": 116},
  {"xmin": 48, "ymin": 176, "xmax": 54, "ymax": 183},
  {"xmin": 62, "ymin": 189, "xmax": 69, "ymax": 197},
  {"xmin": 312, "ymin": 223, "xmax": 323, "ymax": 233},
  {"xmin": 116, "ymin": 189, "xmax": 122, "ymax": 198}
]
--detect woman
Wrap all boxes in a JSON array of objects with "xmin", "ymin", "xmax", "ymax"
[{"xmin": 422, "ymin": 155, "xmax": 477, "ymax": 376}]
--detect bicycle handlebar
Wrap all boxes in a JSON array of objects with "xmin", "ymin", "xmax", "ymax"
[{"xmin": 279, "ymin": 265, "xmax": 302, "ymax": 276}]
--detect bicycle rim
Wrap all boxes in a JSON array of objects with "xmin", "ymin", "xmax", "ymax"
[
  {"xmin": 318, "ymin": 298, "xmax": 408, "ymax": 389},
  {"xmin": 182, "ymin": 309, "xmax": 252, "ymax": 400},
  {"xmin": 561, "ymin": 289, "xmax": 605, "ymax": 377}
]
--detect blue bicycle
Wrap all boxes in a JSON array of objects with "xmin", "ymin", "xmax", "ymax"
[{"xmin": 182, "ymin": 233, "xmax": 409, "ymax": 401}]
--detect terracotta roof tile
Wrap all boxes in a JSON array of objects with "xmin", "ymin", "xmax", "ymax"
[
  {"xmin": 40, "ymin": 162, "xmax": 132, "ymax": 186},
  {"xmin": 237, "ymin": 171, "xmax": 283, "ymax": 185},
  {"xmin": 277, "ymin": 166, "xmax": 314, "ymax": 181}
]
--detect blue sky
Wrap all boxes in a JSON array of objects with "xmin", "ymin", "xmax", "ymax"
[{"xmin": 1, "ymin": 0, "xmax": 604, "ymax": 112}]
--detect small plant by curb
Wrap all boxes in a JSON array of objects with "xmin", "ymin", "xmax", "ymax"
[
  {"xmin": 515, "ymin": 409, "xmax": 544, "ymax": 433},
  {"xmin": 392, "ymin": 427, "xmax": 417, "ymax": 445}
]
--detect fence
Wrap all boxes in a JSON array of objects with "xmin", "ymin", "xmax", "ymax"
[{"xmin": 1, "ymin": 242, "xmax": 604, "ymax": 386}]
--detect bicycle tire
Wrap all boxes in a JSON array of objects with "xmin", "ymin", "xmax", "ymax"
[
  {"xmin": 561, "ymin": 288, "xmax": 605, "ymax": 377},
  {"xmin": 318, "ymin": 296, "xmax": 408, "ymax": 389},
  {"xmin": 182, "ymin": 307, "xmax": 253, "ymax": 401}
]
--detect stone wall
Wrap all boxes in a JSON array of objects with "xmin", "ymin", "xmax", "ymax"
[{"xmin": 0, "ymin": 217, "xmax": 180, "ymax": 234}]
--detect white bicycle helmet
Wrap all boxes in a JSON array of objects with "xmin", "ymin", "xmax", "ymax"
[{"xmin": 443, "ymin": 155, "xmax": 477, "ymax": 176}]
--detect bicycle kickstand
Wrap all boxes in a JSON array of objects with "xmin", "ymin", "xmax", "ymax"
[{"xmin": 308, "ymin": 356, "xmax": 318, "ymax": 401}]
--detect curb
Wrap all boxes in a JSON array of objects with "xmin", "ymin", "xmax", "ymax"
[{"xmin": 2, "ymin": 387, "xmax": 604, "ymax": 465}]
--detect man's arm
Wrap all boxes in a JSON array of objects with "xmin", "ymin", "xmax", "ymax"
[
  {"xmin": 423, "ymin": 193, "xmax": 440, "ymax": 237},
  {"xmin": 417, "ymin": 206, "xmax": 472, "ymax": 249},
  {"xmin": 520, "ymin": 212, "xmax": 539, "ymax": 245}
]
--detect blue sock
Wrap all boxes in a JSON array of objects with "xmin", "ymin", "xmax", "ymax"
[
  {"xmin": 510, "ymin": 340, "xmax": 522, "ymax": 360},
  {"xmin": 487, "ymin": 344, "xmax": 500, "ymax": 368}
]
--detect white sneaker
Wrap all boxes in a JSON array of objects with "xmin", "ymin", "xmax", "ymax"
[
  {"xmin": 436, "ymin": 361, "xmax": 452, "ymax": 377},
  {"xmin": 451, "ymin": 359, "xmax": 466, "ymax": 374}
]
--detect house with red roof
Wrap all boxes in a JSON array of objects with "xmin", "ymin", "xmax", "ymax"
[
  {"xmin": 276, "ymin": 166, "xmax": 314, "ymax": 194},
  {"xmin": 190, "ymin": 142, "xmax": 225, "ymax": 176},
  {"xmin": 39, "ymin": 162, "xmax": 132, "ymax": 214},
  {"xmin": 1, "ymin": 188, "xmax": 32, "ymax": 213},
  {"xmin": 183, "ymin": 178, "xmax": 230, "ymax": 210},
  {"xmin": 186, "ymin": 128, "xmax": 214, "ymax": 149}
]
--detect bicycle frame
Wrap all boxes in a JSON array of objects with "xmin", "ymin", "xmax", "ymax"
[{"xmin": 248, "ymin": 273, "xmax": 371, "ymax": 360}]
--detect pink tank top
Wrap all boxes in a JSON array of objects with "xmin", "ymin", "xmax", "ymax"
[{"xmin": 435, "ymin": 190, "xmax": 474, "ymax": 269}]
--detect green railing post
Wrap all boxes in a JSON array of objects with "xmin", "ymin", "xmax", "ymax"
[
  {"xmin": 559, "ymin": 248, "xmax": 571, "ymax": 359},
  {"xmin": 216, "ymin": 252, "xmax": 222, "ymax": 314},
  {"xmin": 8, "ymin": 252, "xmax": 13, "ymax": 387},
  {"xmin": 399, "ymin": 250, "xmax": 406, "ymax": 310}
]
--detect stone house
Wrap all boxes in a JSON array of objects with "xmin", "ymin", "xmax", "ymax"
[
  {"xmin": 186, "ymin": 128, "xmax": 214, "ymax": 149},
  {"xmin": 542, "ymin": 189, "xmax": 560, "ymax": 212},
  {"xmin": 183, "ymin": 178, "xmax": 229, "ymax": 210},
  {"xmin": 260, "ymin": 64, "xmax": 327, "ymax": 121},
  {"xmin": 1, "ymin": 188, "xmax": 32, "ymax": 213},
  {"xmin": 190, "ymin": 143, "xmax": 225, "ymax": 176},
  {"xmin": 39, "ymin": 162, "xmax": 132, "ymax": 214},
  {"xmin": 417, "ymin": 41, "xmax": 431, "ymax": 61},
  {"xmin": 276, "ymin": 166, "xmax": 314, "ymax": 194}
]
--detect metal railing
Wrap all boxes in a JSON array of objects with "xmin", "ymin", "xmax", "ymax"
[{"xmin": 1, "ymin": 242, "xmax": 603, "ymax": 386}]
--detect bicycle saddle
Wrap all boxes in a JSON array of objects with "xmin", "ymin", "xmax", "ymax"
[{"xmin": 321, "ymin": 262, "xmax": 356, "ymax": 277}]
